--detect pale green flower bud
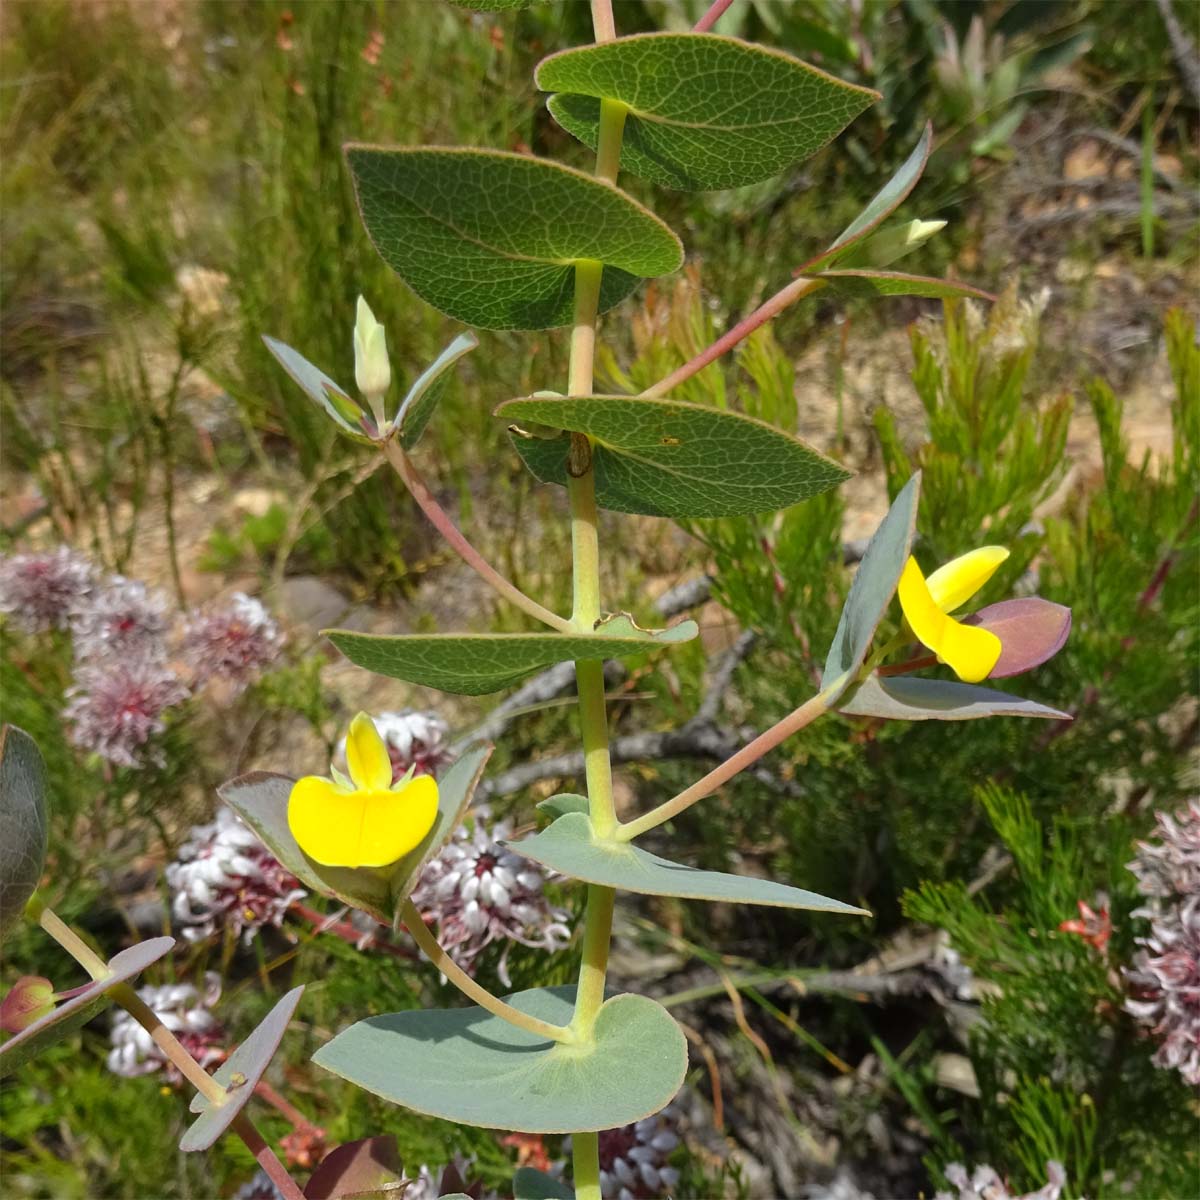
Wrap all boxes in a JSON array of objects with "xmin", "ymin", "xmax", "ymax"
[
  {"xmin": 353, "ymin": 296, "xmax": 391, "ymax": 426},
  {"xmin": 853, "ymin": 219, "xmax": 947, "ymax": 268}
]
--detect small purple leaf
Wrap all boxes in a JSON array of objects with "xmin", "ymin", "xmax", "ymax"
[
  {"xmin": 840, "ymin": 674, "xmax": 1069, "ymax": 721},
  {"xmin": 304, "ymin": 1135, "xmax": 402, "ymax": 1199},
  {"xmin": 0, "ymin": 937, "xmax": 176, "ymax": 1077},
  {"xmin": 963, "ymin": 597, "xmax": 1072, "ymax": 678},
  {"xmin": 181, "ymin": 985, "xmax": 304, "ymax": 1152}
]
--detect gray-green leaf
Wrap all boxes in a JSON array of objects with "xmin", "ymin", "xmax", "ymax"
[
  {"xmin": 801, "ymin": 124, "xmax": 933, "ymax": 272},
  {"xmin": 813, "ymin": 270, "xmax": 994, "ymax": 302},
  {"xmin": 326, "ymin": 616, "xmax": 698, "ymax": 695},
  {"xmin": 538, "ymin": 34, "xmax": 878, "ymax": 191},
  {"xmin": 0, "ymin": 938, "xmax": 175, "ymax": 1078},
  {"xmin": 514, "ymin": 1168, "xmax": 574, "ymax": 1200},
  {"xmin": 500, "ymin": 394, "xmax": 850, "ymax": 518},
  {"xmin": 840, "ymin": 675, "xmax": 1069, "ymax": 721},
  {"xmin": 183, "ymin": 986, "xmax": 304, "ymax": 1151},
  {"xmin": 506, "ymin": 813, "xmax": 867, "ymax": 912},
  {"xmin": 821, "ymin": 474, "xmax": 920, "ymax": 700},
  {"xmin": 262, "ymin": 336, "xmax": 366, "ymax": 438},
  {"xmin": 0, "ymin": 726, "xmax": 49, "ymax": 940},
  {"xmin": 345, "ymin": 146, "xmax": 683, "ymax": 330},
  {"xmin": 312, "ymin": 986, "xmax": 687, "ymax": 1133},
  {"xmin": 218, "ymin": 744, "xmax": 492, "ymax": 923}
]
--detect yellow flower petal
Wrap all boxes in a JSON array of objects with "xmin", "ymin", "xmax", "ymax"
[
  {"xmin": 345, "ymin": 713, "xmax": 393, "ymax": 792},
  {"xmin": 288, "ymin": 775, "xmax": 363, "ymax": 866},
  {"xmin": 898, "ymin": 557, "xmax": 1002, "ymax": 683},
  {"xmin": 287, "ymin": 773, "xmax": 439, "ymax": 869},
  {"xmin": 359, "ymin": 774, "xmax": 439, "ymax": 868},
  {"xmin": 925, "ymin": 546, "xmax": 1009, "ymax": 614}
]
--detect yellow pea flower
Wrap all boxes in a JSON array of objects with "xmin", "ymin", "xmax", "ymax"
[
  {"xmin": 897, "ymin": 546, "xmax": 1009, "ymax": 683},
  {"xmin": 288, "ymin": 713, "xmax": 438, "ymax": 869}
]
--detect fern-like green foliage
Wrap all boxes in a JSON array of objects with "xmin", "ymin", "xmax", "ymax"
[{"xmin": 904, "ymin": 784, "xmax": 1198, "ymax": 1198}]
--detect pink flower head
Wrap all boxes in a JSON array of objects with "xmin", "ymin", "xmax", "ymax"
[
  {"xmin": 64, "ymin": 659, "xmax": 189, "ymax": 768},
  {"xmin": 1124, "ymin": 802, "xmax": 1200, "ymax": 1086},
  {"xmin": 0, "ymin": 547, "xmax": 94, "ymax": 633},
  {"xmin": 72, "ymin": 576, "xmax": 170, "ymax": 663},
  {"xmin": 182, "ymin": 593, "xmax": 283, "ymax": 693}
]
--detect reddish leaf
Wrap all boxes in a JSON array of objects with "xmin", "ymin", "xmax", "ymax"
[
  {"xmin": 304, "ymin": 1135, "xmax": 403, "ymax": 1199},
  {"xmin": 965, "ymin": 598, "xmax": 1072, "ymax": 678}
]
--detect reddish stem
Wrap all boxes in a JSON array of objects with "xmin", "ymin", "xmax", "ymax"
[
  {"xmin": 292, "ymin": 903, "xmax": 416, "ymax": 962},
  {"xmin": 694, "ymin": 0, "xmax": 736, "ymax": 33},
  {"xmin": 234, "ymin": 1114, "xmax": 305, "ymax": 1200},
  {"xmin": 253, "ymin": 1078, "xmax": 319, "ymax": 1134},
  {"xmin": 642, "ymin": 277, "xmax": 827, "ymax": 398}
]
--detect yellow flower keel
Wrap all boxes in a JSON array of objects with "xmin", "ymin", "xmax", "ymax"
[{"xmin": 898, "ymin": 557, "xmax": 1003, "ymax": 683}]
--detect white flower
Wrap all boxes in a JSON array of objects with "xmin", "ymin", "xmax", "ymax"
[
  {"xmin": 181, "ymin": 592, "xmax": 284, "ymax": 693},
  {"xmin": 107, "ymin": 974, "xmax": 224, "ymax": 1082},
  {"xmin": 411, "ymin": 806, "xmax": 571, "ymax": 987},
  {"xmin": 935, "ymin": 1160, "xmax": 1067, "ymax": 1200},
  {"xmin": 353, "ymin": 295, "xmax": 391, "ymax": 426},
  {"xmin": 566, "ymin": 1104, "xmax": 682, "ymax": 1200},
  {"xmin": 166, "ymin": 806, "xmax": 306, "ymax": 944},
  {"xmin": 71, "ymin": 576, "xmax": 171, "ymax": 664}
]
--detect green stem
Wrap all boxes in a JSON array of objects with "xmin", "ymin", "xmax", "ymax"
[
  {"xmin": 34, "ymin": 902, "xmax": 108, "ymax": 982},
  {"xmin": 568, "ymin": 12, "xmax": 622, "ymax": 1197},
  {"xmin": 398, "ymin": 900, "xmax": 573, "ymax": 1043},
  {"xmin": 572, "ymin": 1132, "xmax": 602, "ymax": 1200}
]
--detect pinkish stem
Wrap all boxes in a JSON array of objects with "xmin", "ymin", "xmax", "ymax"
[
  {"xmin": 382, "ymin": 440, "xmax": 571, "ymax": 632},
  {"xmin": 642, "ymin": 277, "xmax": 827, "ymax": 398},
  {"xmin": 234, "ymin": 1113, "xmax": 306, "ymax": 1200},
  {"xmin": 694, "ymin": 0, "xmax": 736, "ymax": 33}
]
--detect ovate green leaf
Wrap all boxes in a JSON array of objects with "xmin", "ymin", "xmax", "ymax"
[
  {"xmin": 538, "ymin": 34, "xmax": 878, "ymax": 191},
  {"xmin": 345, "ymin": 147, "xmax": 682, "ymax": 330},
  {"xmin": 499, "ymin": 395, "xmax": 850, "ymax": 518},
  {"xmin": 507, "ymin": 813, "xmax": 867, "ymax": 913},
  {"xmin": 312, "ymin": 987, "xmax": 687, "ymax": 1133},
  {"xmin": 0, "ymin": 726, "xmax": 49, "ymax": 940},
  {"xmin": 326, "ymin": 616, "xmax": 698, "ymax": 695}
]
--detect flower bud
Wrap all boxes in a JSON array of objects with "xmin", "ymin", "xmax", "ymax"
[
  {"xmin": 353, "ymin": 296, "xmax": 391, "ymax": 426},
  {"xmin": 847, "ymin": 218, "xmax": 947, "ymax": 269},
  {"xmin": 1, "ymin": 976, "xmax": 56, "ymax": 1033}
]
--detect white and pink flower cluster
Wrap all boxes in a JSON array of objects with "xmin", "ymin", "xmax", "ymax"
[
  {"xmin": 107, "ymin": 973, "xmax": 225, "ymax": 1082},
  {"xmin": 1124, "ymin": 800, "xmax": 1200, "ymax": 1086},
  {"xmin": 166, "ymin": 806, "xmax": 307, "ymax": 945},
  {"xmin": 934, "ymin": 1160, "xmax": 1066, "ymax": 1200},
  {"xmin": 410, "ymin": 805, "xmax": 571, "ymax": 988},
  {"xmin": 0, "ymin": 547, "xmax": 282, "ymax": 769}
]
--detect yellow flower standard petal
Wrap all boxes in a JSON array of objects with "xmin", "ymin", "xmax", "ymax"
[
  {"xmin": 287, "ymin": 714, "xmax": 439, "ymax": 869},
  {"xmin": 924, "ymin": 546, "xmax": 1009, "ymax": 614},
  {"xmin": 898, "ymin": 557, "xmax": 1002, "ymax": 683},
  {"xmin": 345, "ymin": 712, "xmax": 393, "ymax": 792}
]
